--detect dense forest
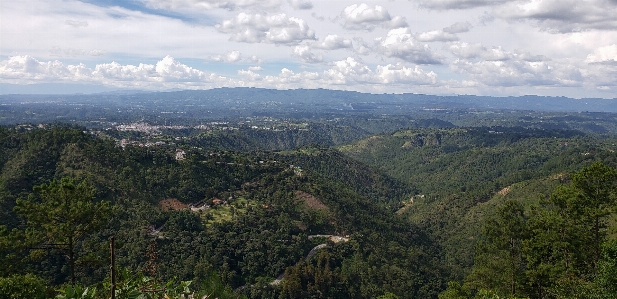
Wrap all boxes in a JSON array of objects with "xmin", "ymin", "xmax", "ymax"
[
  {"xmin": 0, "ymin": 126, "xmax": 444, "ymax": 298},
  {"xmin": 1, "ymin": 118, "xmax": 617, "ymax": 298}
]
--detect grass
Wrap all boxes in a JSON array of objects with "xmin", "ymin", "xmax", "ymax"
[{"xmin": 201, "ymin": 197, "xmax": 256, "ymax": 227}]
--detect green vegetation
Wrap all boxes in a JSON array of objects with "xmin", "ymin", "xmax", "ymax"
[
  {"xmin": 339, "ymin": 126, "xmax": 617, "ymax": 280},
  {"xmin": 0, "ymin": 125, "xmax": 442, "ymax": 298},
  {"xmin": 450, "ymin": 162, "xmax": 617, "ymax": 298},
  {"xmin": 1, "ymin": 118, "xmax": 616, "ymax": 298}
]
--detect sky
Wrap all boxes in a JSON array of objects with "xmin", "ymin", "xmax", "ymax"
[{"xmin": 1, "ymin": 0, "xmax": 617, "ymax": 98}]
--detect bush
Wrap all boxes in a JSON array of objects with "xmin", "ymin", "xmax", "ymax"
[{"xmin": 0, "ymin": 274, "xmax": 50, "ymax": 299}]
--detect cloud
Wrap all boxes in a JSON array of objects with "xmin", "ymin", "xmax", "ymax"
[
  {"xmin": 447, "ymin": 42, "xmax": 550, "ymax": 62},
  {"xmin": 341, "ymin": 3, "xmax": 405, "ymax": 30},
  {"xmin": 416, "ymin": 0, "xmax": 509, "ymax": 10},
  {"xmin": 444, "ymin": 42, "xmax": 587, "ymax": 88},
  {"xmin": 451, "ymin": 59, "xmax": 548, "ymax": 86},
  {"xmin": 0, "ymin": 55, "xmax": 77, "ymax": 81},
  {"xmin": 238, "ymin": 69, "xmax": 262, "ymax": 81},
  {"xmin": 311, "ymin": 12, "xmax": 325, "ymax": 21},
  {"xmin": 288, "ymin": 0, "xmax": 313, "ymax": 10},
  {"xmin": 248, "ymin": 66, "xmax": 263, "ymax": 71},
  {"xmin": 0, "ymin": 55, "xmax": 227, "ymax": 87},
  {"xmin": 446, "ymin": 42, "xmax": 486, "ymax": 59},
  {"xmin": 261, "ymin": 68, "xmax": 320, "ymax": 88},
  {"xmin": 210, "ymin": 50, "xmax": 242, "ymax": 62},
  {"xmin": 89, "ymin": 49, "xmax": 107, "ymax": 56},
  {"xmin": 416, "ymin": 30, "xmax": 459, "ymax": 42},
  {"xmin": 323, "ymin": 57, "xmax": 373, "ymax": 84},
  {"xmin": 496, "ymin": 0, "xmax": 617, "ymax": 33},
  {"xmin": 216, "ymin": 13, "xmax": 316, "ymax": 45},
  {"xmin": 375, "ymin": 63, "xmax": 438, "ymax": 85},
  {"xmin": 292, "ymin": 45, "xmax": 323, "ymax": 63},
  {"xmin": 92, "ymin": 61, "xmax": 157, "ymax": 82},
  {"xmin": 388, "ymin": 16, "xmax": 408, "ymax": 29},
  {"xmin": 586, "ymin": 44, "xmax": 617, "ymax": 64},
  {"xmin": 235, "ymin": 57, "xmax": 439, "ymax": 88},
  {"xmin": 320, "ymin": 57, "xmax": 438, "ymax": 86},
  {"xmin": 65, "ymin": 20, "xmax": 88, "ymax": 27},
  {"xmin": 443, "ymin": 22, "xmax": 472, "ymax": 33},
  {"xmin": 312, "ymin": 35, "xmax": 353, "ymax": 50},
  {"xmin": 249, "ymin": 55, "xmax": 263, "ymax": 64},
  {"xmin": 352, "ymin": 37, "xmax": 371, "ymax": 55},
  {"xmin": 49, "ymin": 47, "xmax": 106, "ymax": 58},
  {"xmin": 450, "ymin": 53, "xmax": 583, "ymax": 88},
  {"xmin": 376, "ymin": 28, "xmax": 443, "ymax": 64},
  {"xmin": 416, "ymin": 22, "xmax": 472, "ymax": 42},
  {"xmin": 142, "ymin": 0, "xmax": 282, "ymax": 11},
  {"xmin": 447, "ymin": 42, "xmax": 514, "ymax": 60}
]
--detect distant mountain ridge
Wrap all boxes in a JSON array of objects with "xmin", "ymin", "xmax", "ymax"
[{"xmin": 2, "ymin": 87, "xmax": 616, "ymax": 113}]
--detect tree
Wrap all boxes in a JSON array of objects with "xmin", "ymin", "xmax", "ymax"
[
  {"xmin": 569, "ymin": 161, "xmax": 617, "ymax": 272},
  {"xmin": 0, "ymin": 274, "xmax": 50, "ymax": 299},
  {"xmin": 523, "ymin": 162, "xmax": 617, "ymax": 297},
  {"xmin": 14, "ymin": 177, "xmax": 112, "ymax": 285},
  {"xmin": 467, "ymin": 200, "xmax": 527, "ymax": 297}
]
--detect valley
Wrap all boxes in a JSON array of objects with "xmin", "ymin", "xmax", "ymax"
[{"xmin": 1, "ymin": 89, "xmax": 616, "ymax": 298}]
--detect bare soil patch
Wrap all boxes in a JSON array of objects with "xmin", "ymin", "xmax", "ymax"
[
  {"xmin": 295, "ymin": 190, "xmax": 328, "ymax": 210},
  {"xmin": 159, "ymin": 198, "xmax": 188, "ymax": 211}
]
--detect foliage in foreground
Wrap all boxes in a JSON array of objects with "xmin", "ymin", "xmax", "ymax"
[{"xmin": 445, "ymin": 162, "xmax": 617, "ymax": 299}]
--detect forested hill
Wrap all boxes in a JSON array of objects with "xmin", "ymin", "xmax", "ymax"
[
  {"xmin": 0, "ymin": 126, "xmax": 445, "ymax": 298},
  {"xmin": 2, "ymin": 123, "xmax": 617, "ymax": 298},
  {"xmin": 339, "ymin": 125, "xmax": 617, "ymax": 297}
]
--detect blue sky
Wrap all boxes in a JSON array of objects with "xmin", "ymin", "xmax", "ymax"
[{"xmin": 1, "ymin": 0, "xmax": 617, "ymax": 98}]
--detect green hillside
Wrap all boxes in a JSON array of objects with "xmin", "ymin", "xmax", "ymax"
[
  {"xmin": 0, "ymin": 126, "xmax": 444, "ymax": 298},
  {"xmin": 339, "ymin": 127, "xmax": 617, "ymax": 279}
]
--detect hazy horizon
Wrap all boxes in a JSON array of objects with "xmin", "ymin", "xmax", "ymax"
[{"xmin": 2, "ymin": 0, "xmax": 617, "ymax": 99}]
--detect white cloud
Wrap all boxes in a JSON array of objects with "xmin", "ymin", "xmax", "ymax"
[
  {"xmin": 496, "ymin": 0, "xmax": 617, "ymax": 33},
  {"xmin": 416, "ymin": 0, "xmax": 509, "ymax": 10},
  {"xmin": 376, "ymin": 28, "xmax": 443, "ymax": 64},
  {"xmin": 443, "ymin": 22, "xmax": 472, "ymax": 34},
  {"xmin": 237, "ymin": 57, "xmax": 440, "ymax": 88},
  {"xmin": 0, "ymin": 55, "xmax": 227, "ymax": 88},
  {"xmin": 352, "ymin": 37, "xmax": 371, "ymax": 55},
  {"xmin": 323, "ymin": 57, "xmax": 373, "ymax": 84},
  {"xmin": 93, "ymin": 61, "xmax": 157, "ymax": 82},
  {"xmin": 216, "ymin": 13, "xmax": 316, "ymax": 45},
  {"xmin": 48, "ymin": 47, "xmax": 106, "ymax": 58},
  {"xmin": 388, "ymin": 16, "xmax": 408, "ymax": 29},
  {"xmin": 1, "ymin": 0, "xmax": 233, "ymax": 61},
  {"xmin": 416, "ymin": 22, "xmax": 473, "ymax": 42},
  {"xmin": 320, "ymin": 57, "xmax": 439, "ymax": 86},
  {"xmin": 450, "ymin": 57, "xmax": 583, "ymax": 88},
  {"xmin": 65, "ymin": 20, "xmax": 88, "ymax": 27},
  {"xmin": 49, "ymin": 47, "xmax": 87, "ymax": 57},
  {"xmin": 142, "ymin": 0, "xmax": 282, "ymax": 12},
  {"xmin": 312, "ymin": 35, "xmax": 353, "ymax": 50},
  {"xmin": 288, "ymin": 0, "xmax": 313, "ymax": 10},
  {"xmin": 417, "ymin": 30, "xmax": 459, "ymax": 42},
  {"xmin": 238, "ymin": 69, "xmax": 262, "ymax": 81},
  {"xmin": 0, "ymin": 55, "xmax": 76, "ymax": 81},
  {"xmin": 6, "ymin": 54, "xmax": 611, "ymax": 95},
  {"xmin": 261, "ymin": 68, "xmax": 320, "ymax": 88},
  {"xmin": 446, "ymin": 42, "xmax": 486, "ymax": 59},
  {"xmin": 447, "ymin": 42, "xmax": 513, "ymax": 60},
  {"xmin": 311, "ymin": 12, "xmax": 325, "ymax": 21},
  {"xmin": 586, "ymin": 44, "xmax": 617, "ymax": 64},
  {"xmin": 211, "ymin": 50, "xmax": 242, "ymax": 62},
  {"xmin": 154, "ymin": 56, "xmax": 214, "ymax": 82},
  {"xmin": 292, "ymin": 45, "xmax": 323, "ymax": 63},
  {"xmin": 341, "ymin": 3, "xmax": 404, "ymax": 30},
  {"xmin": 375, "ymin": 63, "xmax": 438, "ymax": 85},
  {"xmin": 249, "ymin": 55, "xmax": 263, "ymax": 64}
]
